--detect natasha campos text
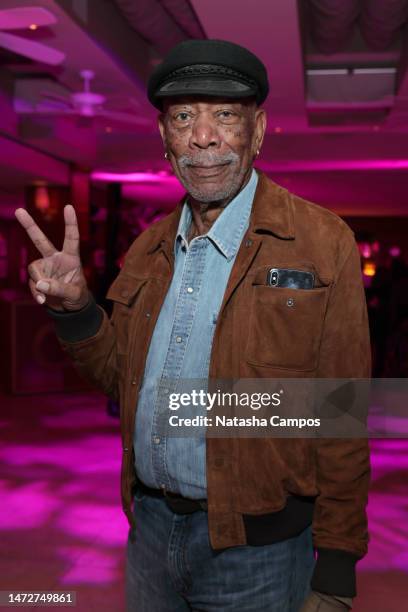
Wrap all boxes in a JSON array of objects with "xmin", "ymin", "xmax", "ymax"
[{"xmin": 168, "ymin": 415, "xmax": 321, "ymax": 428}]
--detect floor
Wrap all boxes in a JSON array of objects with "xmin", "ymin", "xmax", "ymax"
[{"xmin": 0, "ymin": 390, "xmax": 407, "ymax": 611}]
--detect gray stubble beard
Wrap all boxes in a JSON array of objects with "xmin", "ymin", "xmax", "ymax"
[{"xmin": 177, "ymin": 151, "xmax": 248, "ymax": 205}]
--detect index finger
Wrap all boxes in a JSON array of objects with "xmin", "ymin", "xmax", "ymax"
[
  {"xmin": 14, "ymin": 208, "xmax": 57, "ymax": 257},
  {"xmin": 62, "ymin": 204, "xmax": 80, "ymax": 257}
]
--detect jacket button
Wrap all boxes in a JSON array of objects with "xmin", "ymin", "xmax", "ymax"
[
  {"xmin": 123, "ymin": 446, "xmax": 129, "ymax": 452},
  {"xmin": 131, "ymin": 380, "xmax": 137, "ymax": 385},
  {"xmin": 145, "ymin": 312, "xmax": 151, "ymax": 318},
  {"xmin": 286, "ymin": 298, "xmax": 294, "ymax": 307}
]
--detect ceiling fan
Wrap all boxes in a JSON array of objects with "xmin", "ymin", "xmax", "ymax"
[
  {"xmin": 16, "ymin": 69, "xmax": 151, "ymax": 127},
  {"xmin": 0, "ymin": 6, "xmax": 65, "ymax": 65}
]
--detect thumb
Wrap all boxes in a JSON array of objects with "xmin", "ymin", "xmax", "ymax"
[{"xmin": 36, "ymin": 278, "xmax": 81, "ymax": 302}]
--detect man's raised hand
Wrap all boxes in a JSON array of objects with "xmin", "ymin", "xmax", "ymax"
[{"xmin": 14, "ymin": 204, "xmax": 90, "ymax": 312}]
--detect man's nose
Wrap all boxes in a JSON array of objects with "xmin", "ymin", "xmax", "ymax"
[{"xmin": 189, "ymin": 114, "xmax": 220, "ymax": 149}]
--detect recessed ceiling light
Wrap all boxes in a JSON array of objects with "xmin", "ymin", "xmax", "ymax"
[{"xmin": 29, "ymin": 24, "xmax": 38, "ymax": 31}]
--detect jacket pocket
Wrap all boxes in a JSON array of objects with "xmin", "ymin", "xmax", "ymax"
[
  {"xmin": 246, "ymin": 284, "xmax": 330, "ymax": 371},
  {"xmin": 106, "ymin": 273, "xmax": 148, "ymax": 355},
  {"xmin": 106, "ymin": 273, "xmax": 148, "ymax": 307}
]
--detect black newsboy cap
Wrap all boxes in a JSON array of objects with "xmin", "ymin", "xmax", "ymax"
[{"xmin": 147, "ymin": 39, "xmax": 269, "ymax": 109}]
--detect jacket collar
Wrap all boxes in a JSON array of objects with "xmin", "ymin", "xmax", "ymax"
[
  {"xmin": 146, "ymin": 169, "xmax": 295, "ymax": 256},
  {"xmin": 249, "ymin": 170, "xmax": 295, "ymax": 239}
]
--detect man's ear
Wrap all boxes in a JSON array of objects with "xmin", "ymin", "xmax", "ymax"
[
  {"xmin": 158, "ymin": 113, "xmax": 166, "ymax": 146},
  {"xmin": 254, "ymin": 108, "xmax": 267, "ymax": 153}
]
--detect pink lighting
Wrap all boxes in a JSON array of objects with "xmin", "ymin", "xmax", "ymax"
[
  {"xmin": 360, "ymin": 242, "xmax": 372, "ymax": 258},
  {"xmin": 94, "ymin": 161, "xmax": 408, "ymax": 180},
  {"xmin": 259, "ymin": 159, "xmax": 408, "ymax": 172},
  {"xmin": 0, "ymin": 391, "xmax": 129, "ymax": 597},
  {"xmin": 389, "ymin": 245, "xmax": 401, "ymax": 257},
  {"xmin": 91, "ymin": 171, "xmax": 176, "ymax": 183},
  {"xmin": 0, "ymin": 375, "xmax": 407, "ymax": 608},
  {"xmin": 0, "ymin": 436, "xmax": 120, "ymax": 475},
  {"xmin": 59, "ymin": 547, "xmax": 120, "ymax": 585},
  {"xmin": 0, "ymin": 481, "xmax": 60, "ymax": 529},
  {"xmin": 34, "ymin": 185, "xmax": 50, "ymax": 213},
  {"xmin": 0, "ymin": 0, "xmax": 407, "ymax": 605},
  {"xmin": 56, "ymin": 503, "xmax": 126, "ymax": 546}
]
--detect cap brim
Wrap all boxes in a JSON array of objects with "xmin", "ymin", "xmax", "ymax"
[{"xmin": 155, "ymin": 77, "xmax": 257, "ymax": 101}]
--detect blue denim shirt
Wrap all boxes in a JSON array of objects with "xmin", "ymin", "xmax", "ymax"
[{"xmin": 134, "ymin": 169, "xmax": 258, "ymax": 498}]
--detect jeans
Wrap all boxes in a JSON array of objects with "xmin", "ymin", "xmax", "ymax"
[{"xmin": 125, "ymin": 488, "xmax": 316, "ymax": 612}]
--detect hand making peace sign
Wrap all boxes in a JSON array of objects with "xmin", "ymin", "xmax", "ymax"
[{"xmin": 14, "ymin": 204, "xmax": 90, "ymax": 312}]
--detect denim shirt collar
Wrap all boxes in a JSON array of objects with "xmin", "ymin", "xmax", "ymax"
[{"xmin": 175, "ymin": 169, "xmax": 258, "ymax": 261}]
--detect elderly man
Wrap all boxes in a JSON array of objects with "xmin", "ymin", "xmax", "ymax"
[{"xmin": 15, "ymin": 40, "xmax": 370, "ymax": 612}]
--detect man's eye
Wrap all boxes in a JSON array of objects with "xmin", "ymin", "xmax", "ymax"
[{"xmin": 175, "ymin": 112, "xmax": 190, "ymax": 121}]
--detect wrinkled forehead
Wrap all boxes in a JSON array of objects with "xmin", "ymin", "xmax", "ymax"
[{"xmin": 160, "ymin": 95, "xmax": 258, "ymax": 113}]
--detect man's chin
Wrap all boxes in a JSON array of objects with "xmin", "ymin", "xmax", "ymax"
[
  {"xmin": 185, "ymin": 187, "xmax": 234, "ymax": 204},
  {"xmin": 180, "ymin": 177, "xmax": 241, "ymax": 204}
]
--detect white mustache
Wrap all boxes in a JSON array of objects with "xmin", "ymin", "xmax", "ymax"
[{"xmin": 178, "ymin": 151, "xmax": 239, "ymax": 168}]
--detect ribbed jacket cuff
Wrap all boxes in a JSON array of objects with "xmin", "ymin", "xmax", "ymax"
[
  {"xmin": 45, "ymin": 293, "xmax": 103, "ymax": 342},
  {"xmin": 311, "ymin": 548, "xmax": 359, "ymax": 597}
]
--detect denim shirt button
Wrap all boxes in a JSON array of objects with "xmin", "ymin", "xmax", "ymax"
[{"xmin": 134, "ymin": 170, "xmax": 259, "ymax": 499}]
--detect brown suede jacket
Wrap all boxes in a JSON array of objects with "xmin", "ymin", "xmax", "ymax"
[{"xmin": 47, "ymin": 171, "xmax": 371, "ymax": 598}]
